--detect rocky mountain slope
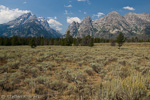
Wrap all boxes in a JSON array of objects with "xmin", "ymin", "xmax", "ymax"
[
  {"xmin": 0, "ymin": 13, "xmax": 62, "ymax": 38},
  {"xmin": 124, "ymin": 12, "xmax": 150, "ymax": 35},
  {"xmin": 67, "ymin": 11, "xmax": 150, "ymax": 38}
]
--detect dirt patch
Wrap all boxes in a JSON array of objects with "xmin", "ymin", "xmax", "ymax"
[{"xmin": 0, "ymin": 58, "xmax": 7, "ymax": 66}]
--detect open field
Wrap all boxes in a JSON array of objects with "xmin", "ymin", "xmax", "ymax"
[{"xmin": 0, "ymin": 43, "xmax": 150, "ymax": 100}]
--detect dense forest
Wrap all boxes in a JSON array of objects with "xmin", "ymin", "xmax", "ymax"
[{"xmin": 0, "ymin": 33, "xmax": 150, "ymax": 47}]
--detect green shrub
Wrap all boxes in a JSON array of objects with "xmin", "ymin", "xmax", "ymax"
[
  {"xmin": 36, "ymin": 76, "xmax": 47, "ymax": 84},
  {"xmin": 0, "ymin": 72, "xmax": 8, "ymax": 87},
  {"xmin": 84, "ymin": 66, "xmax": 94, "ymax": 76},
  {"xmin": 24, "ymin": 78, "xmax": 36, "ymax": 89},
  {"xmin": 120, "ymin": 75, "xmax": 148, "ymax": 100},
  {"xmin": 19, "ymin": 65, "xmax": 31, "ymax": 73},
  {"xmin": 0, "ymin": 65, "xmax": 9, "ymax": 73},
  {"xmin": 97, "ymin": 73, "xmax": 150, "ymax": 100},
  {"xmin": 90, "ymin": 63, "xmax": 102, "ymax": 73},
  {"xmin": 50, "ymin": 80, "xmax": 68, "ymax": 91},
  {"xmin": 30, "ymin": 68, "xmax": 39, "ymax": 77},
  {"xmin": 119, "ymin": 67, "xmax": 131, "ymax": 79},
  {"xmin": 7, "ymin": 60, "xmax": 20, "ymax": 69}
]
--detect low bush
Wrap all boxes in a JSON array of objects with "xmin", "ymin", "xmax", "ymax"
[
  {"xmin": 90, "ymin": 63, "xmax": 102, "ymax": 73},
  {"xmin": 97, "ymin": 73, "xmax": 150, "ymax": 100},
  {"xmin": 84, "ymin": 66, "xmax": 94, "ymax": 76}
]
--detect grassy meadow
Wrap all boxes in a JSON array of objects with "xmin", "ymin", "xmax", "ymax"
[{"xmin": 0, "ymin": 43, "xmax": 150, "ymax": 100}]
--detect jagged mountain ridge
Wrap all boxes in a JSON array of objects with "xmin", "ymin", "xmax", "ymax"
[
  {"xmin": 67, "ymin": 11, "xmax": 150, "ymax": 38},
  {"xmin": 0, "ymin": 13, "xmax": 62, "ymax": 38},
  {"xmin": 38, "ymin": 17, "xmax": 62, "ymax": 38},
  {"xmin": 124, "ymin": 13, "xmax": 150, "ymax": 35}
]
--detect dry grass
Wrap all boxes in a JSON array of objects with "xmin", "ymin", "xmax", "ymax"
[{"xmin": 0, "ymin": 43, "xmax": 150, "ymax": 100}]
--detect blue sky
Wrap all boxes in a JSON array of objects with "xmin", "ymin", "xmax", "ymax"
[{"xmin": 0, "ymin": 0, "xmax": 150, "ymax": 34}]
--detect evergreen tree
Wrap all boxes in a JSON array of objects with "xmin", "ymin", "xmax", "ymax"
[
  {"xmin": 54, "ymin": 39, "xmax": 60, "ymax": 45},
  {"xmin": 76, "ymin": 38, "xmax": 80, "ymax": 46},
  {"xmin": 29, "ymin": 38, "xmax": 36, "ymax": 48},
  {"xmin": 116, "ymin": 33, "xmax": 125, "ymax": 49},
  {"xmin": 73, "ymin": 38, "xmax": 77, "ymax": 46},
  {"xmin": 11, "ymin": 36, "xmax": 18, "ymax": 45},
  {"xmin": 65, "ymin": 31, "xmax": 73, "ymax": 46},
  {"xmin": 89, "ymin": 38, "xmax": 94, "ymax": 47},
  {"xmin": 44, "ymin": 39, "xmax": 49, "ymax": 45},
  {"xmin": 81, "ymin": 36, "xmax": 87, "ymax": 46},
  {"xmin": 40, "ymin": 37, "xmax": 44, "ymax": 45},
  {"xmin": 0, "ymin": 37, "xmax": 3, "ymax": 45},
  {"xmin": 49, "ymin": 39, "xmax": 54, "ymax": 45},
  {"xmin": 4, "ymin": 38, "xmax": 11, "ymax": 46},
  {"xmin": 60, "ymin": 38, "xmax": 65, "ymax": 46},
  {"xmin": 81, "ymin": 35, "xmax": 94, "ymax": 47}
]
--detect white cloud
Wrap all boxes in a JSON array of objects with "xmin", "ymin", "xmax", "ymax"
[
  {"xmin": 84, "ymin": 12, "xmax": 87, "ymax": 14},
  {"xmin": 77, "ymin": 0, "xmax": 91, "ymax": 5},
  {"xmin": 55, "ymin": 27, "xmax": 62, "ymax": 31},
  {"xmin": 67, "ymin": 17, "xmax": 81, "ymax": 24},
  {"xmin": 64, "ymin": 10, "xmax": 73, "ymax": 15},
  {"xmin": 77, "ymin": 0, "xmax": 87, "ymax": 1},
  {"xmin": 54, "ymin": 16, "xmax": 57, "ymax": 19},
  {"xmin": 64, "ymin": 5, "xmax": 72, "ymax": 8},
  {"xmin": 64, "ymin": 10, "xmax": 68, "ymax": 14},
  {"xmin": 47, "ymin": 17, "xmax": 62, "ymax": 31},
  {"xmin": 23, "ymin": 1, "xmax": 27, "ymax": 4},
  {"xmin": 0, "ymin": 5, "xmax": 30, "ymax": 24},
  {"xmin": 93, "ymin": 12, "xmax": 104, "ymax": 18},
  {"xmin": 123, "ymin": 6, "xmax": 135, "ymax": 11}
]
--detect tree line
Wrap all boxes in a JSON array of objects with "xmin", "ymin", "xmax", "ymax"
[
  {"xmin": 0, "ymin": 31, "xmax": 94, "ymax": 47},
  {"xmin": 0, "ymin": 32, "xmax": 150, "ymax": 48}
]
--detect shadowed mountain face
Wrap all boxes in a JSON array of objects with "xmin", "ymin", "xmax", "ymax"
[
  {"xmin": 77, "ymin": 16, "xmax": 94, "ymax": 38},
  {"xmin": 0, "ymin": 13, "xmax": 62, "ymax": 38},
  {"xmin": 66, "ymin": 21, "xmax": 79, "ymax": 36},
  {"xmin": 67, "ymin": 11, "xmax": 150, "ymax": 38}
]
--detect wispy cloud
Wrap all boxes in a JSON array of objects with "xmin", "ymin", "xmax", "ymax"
[
  {"xmin": 84, "ymin": 12, "xmax": 87, "ymax": 14},
  {"xmin": 123, "ymin": 6, "xmax": 135, "ymax": 11},
  {"xmin": 77, "ymin": 0, "xmax": 91, "ymax": 5},
  {"xmin": 47, "ymin": 17, "xmax": 62, "ymax": 31},
  {"xmin": 0, "ymin": 5, "xmax": 30, "ymax": 24},
  {"xmin": 93, "ymin": 12, "xmax": 104, "ymax": 18},
  {"xmin": 64, "ymin": 10, "xmax": 73, "ymax": 15},
  {"xmin": 64, "ymin": 5, "xmax": 72, "ymax": 8},
  {"xmin": 78, "ymin": 10, "xmax": 81, "ymax": 12},
  {"xmin": 67, "ymin": 17, "xmax": 81, "ymax": 24},
  {"xmin": 23, "ymin": 1, "xmax": 27, "ymax": 4},
  {"xmin": 77, "ymin": 0, "xmax": 86, "ymax": 1}
]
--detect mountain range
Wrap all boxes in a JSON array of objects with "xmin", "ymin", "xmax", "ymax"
[
  {"xmin": 67, "ymin": 11, "xmax": 150, "ymax": 39},
  {"xmin": 0, "ymin": 13, "xmax": 62, "ymax": 38},
  {"xmin": 0, "ymin": 11, "xmax": 150, "ymax": 39}
]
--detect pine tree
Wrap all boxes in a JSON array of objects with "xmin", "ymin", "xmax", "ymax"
[
  {"xmin": 76, "ymin": 38, "xmax": 80, "ymax": 46},
  {"xmin": 65, "ymin": 31, "xmax": 73, "ymax": 46},
  {"xmin": 89, "ymin": 38, "xmax": 94, "ymax": 47},
  {"xmin": 81, "ymin": 36, "xmax": 87, "ymax": 46},
  {"xmin": 49, "ymin": 39, "xmax": 54, "ymax": 45},
  {"xmin": 4, "ymin": 38, "xmax": 11, "ymax": 46},
  {"xmin": 29, "ymin": 38, "xmax": 36, "ymax": 48},
  {"xmin": 116, "ymin": 33, "xmax": 125, "ymax": 49},
  {"xmin": 60, "ymin": 38, "xmax": 65, "ymax": 46},
  {"xmin": 40, "ymin": 37, "xmax": 44, "ymax": 45},
  {"xmin": 0, "ymin": 37, "xmax": 3, "ymax": 45},
  {"xmin": 11, "ymin": 36, "xmax": 18, "ymax": 46},
  {"xmin": 81, "ymin": 35, "xmax": 94, "ymax": 47},
  {"xmin": 73, "ymin": 38, "xmax": 76, "ymax": 46}
]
